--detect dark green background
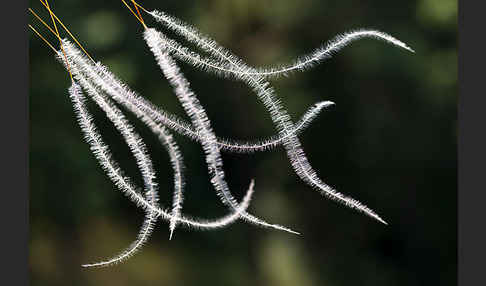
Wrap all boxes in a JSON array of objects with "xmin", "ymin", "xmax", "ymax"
[{"xmin": 29, "ymin": 0, "xmax": 456, "ymax": 285}]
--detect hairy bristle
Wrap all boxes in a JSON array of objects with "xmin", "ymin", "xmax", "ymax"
[{"xmin": 35, "ymin": 3, "xmax": 416, "ymax": 267}]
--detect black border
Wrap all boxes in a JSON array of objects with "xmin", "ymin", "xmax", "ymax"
[
  {"xmin": 2, "ymin": 0, "xmax": 28, "ymax": 284},
  {"xmin": 4, "ymin": 0, "xmax": 484, "ymax": 285},
  {"xmin": 458, "ymin": 0, "xmax": 486, "ymax": 285}
]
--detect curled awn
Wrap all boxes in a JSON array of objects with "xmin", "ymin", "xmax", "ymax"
[{"xmin": 29, "ymin": 0, "xmax": 414, "ymax": 268}]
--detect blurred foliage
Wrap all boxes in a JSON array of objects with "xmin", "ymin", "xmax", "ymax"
[{"xmin": 29, "ymin": 0, "xmax": 456, "ymax": 285}]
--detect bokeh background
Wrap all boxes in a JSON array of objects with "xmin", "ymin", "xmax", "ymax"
[{"xmin": 29, "ymin": 0, "xmax": 457, "ymax": 285}]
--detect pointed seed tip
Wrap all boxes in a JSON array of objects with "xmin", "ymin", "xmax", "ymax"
[
  {"xmin": 377, "ymin": 217, "xmax": 388, "ymax": 225},
  {"xmin": 317, "ymin": 101, "xmax": 335, "ymax": 108},
  {"xmin": 288, "ymin": 229, "xmax": 301, "ymax": 235},
  {"xmin": 403, "ymin": 45, "xmax": 415, "ymax": 53}
]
